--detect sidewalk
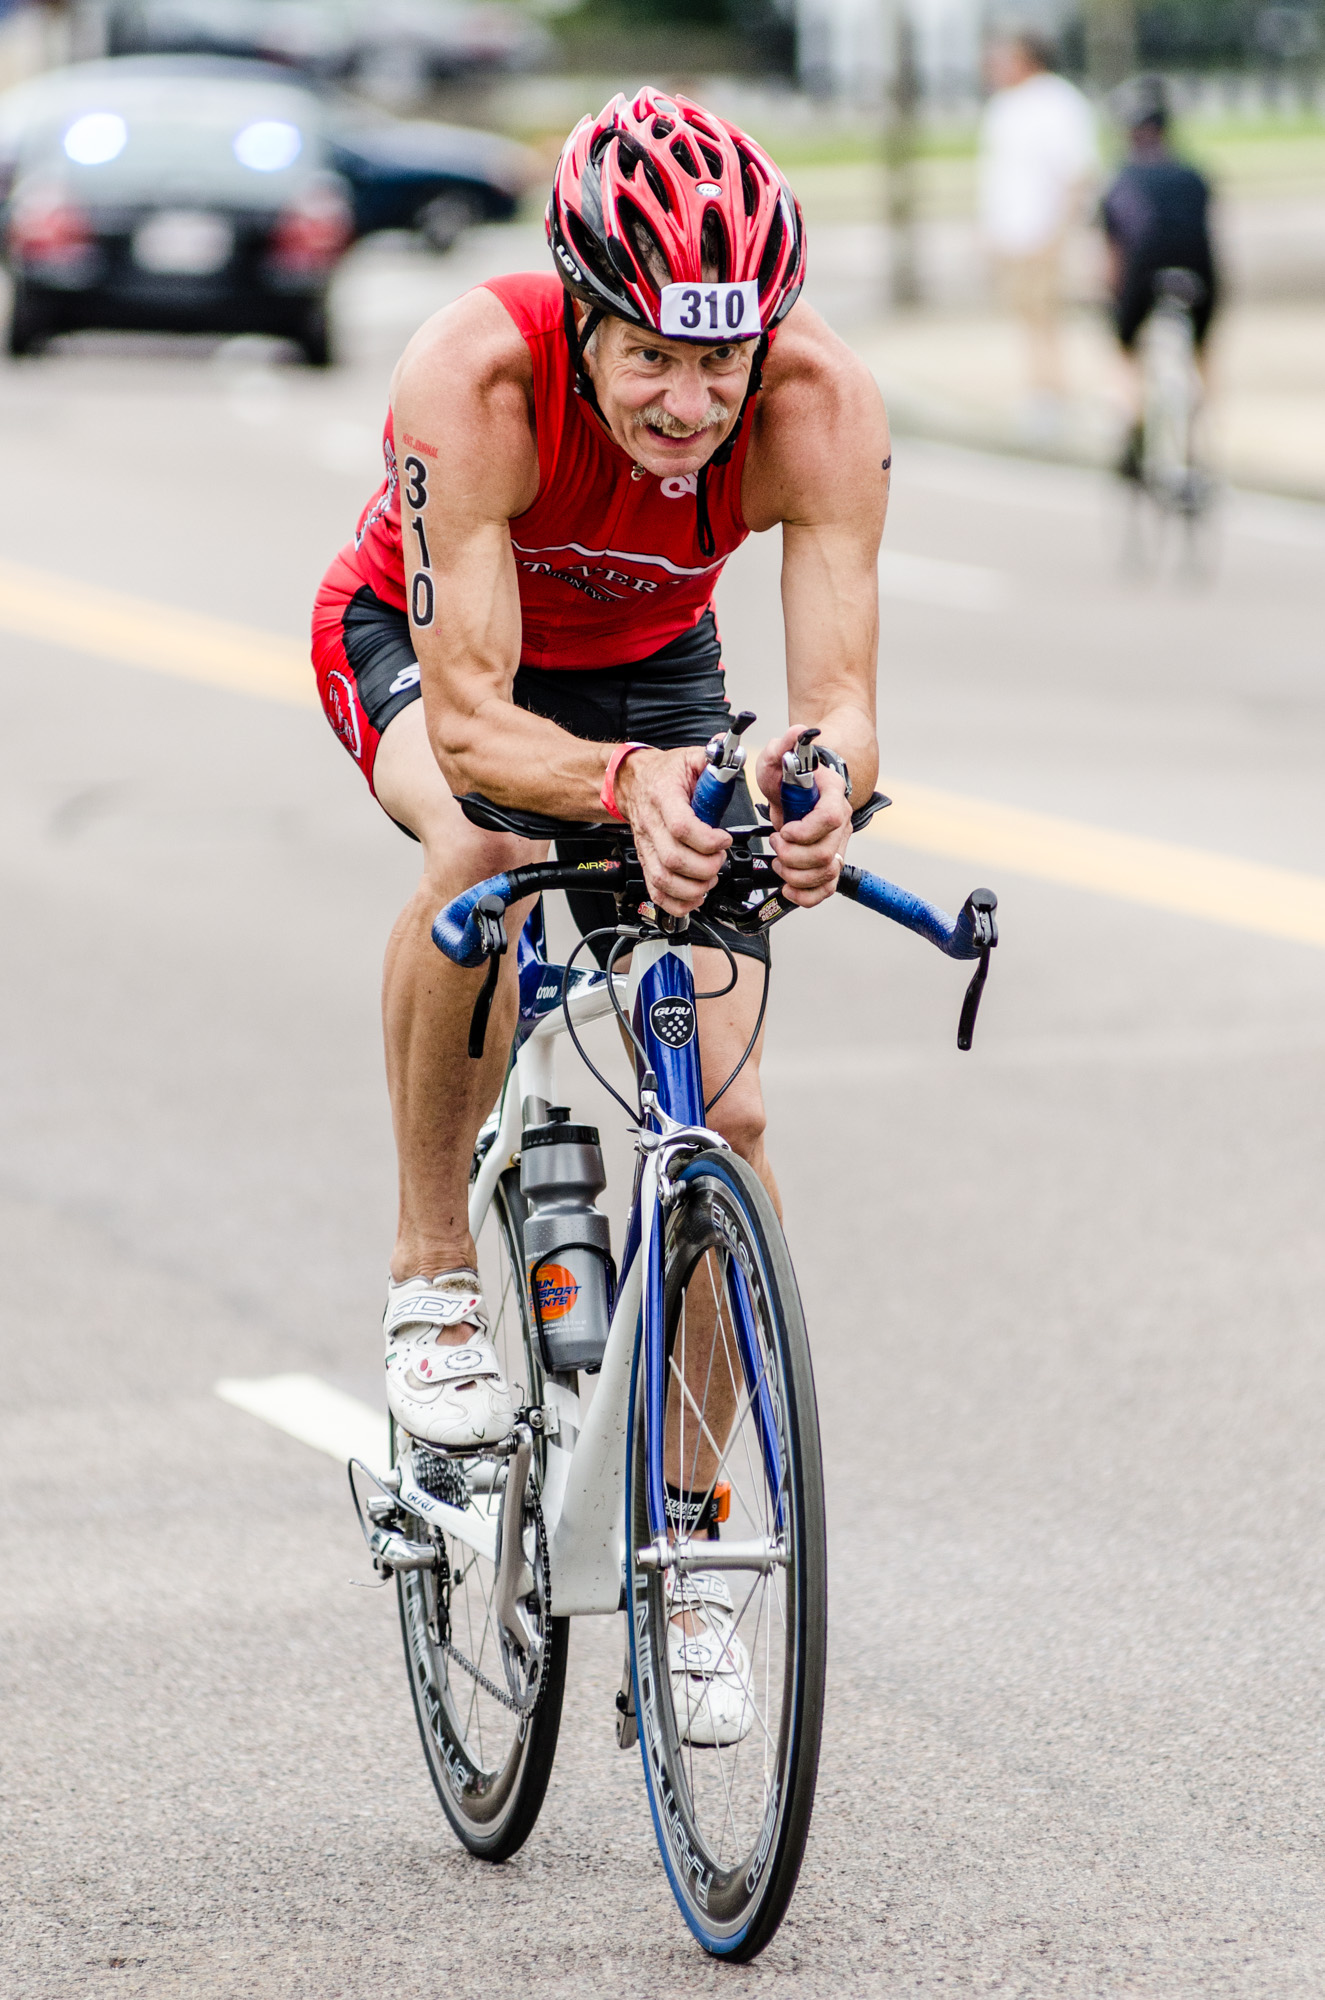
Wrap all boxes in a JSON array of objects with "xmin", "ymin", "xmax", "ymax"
[{"xmin": 851, "ymin": 301, "xmax": 1325, "ymax": 503}]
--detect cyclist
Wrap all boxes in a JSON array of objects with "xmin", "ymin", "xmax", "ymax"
[
  {"xmin": 1101, "ymin": 74, "xmax": 1218, "ymax": 479},
  {"xmin": 312, "ymin": 88, "xmax": 887, "ymax": 1737}
]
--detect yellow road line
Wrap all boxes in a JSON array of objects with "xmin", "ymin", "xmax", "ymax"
[
  {"xmin": 4, "ymin": 554, "xmax": 1321, "ymax": 949},
  {"xmin": 871, "ymin": 783, "xmax": 1325, "ymax": 950},
  {"xmin": 0, "ymin": 557, "xmax": 315, "ymax": 707}
]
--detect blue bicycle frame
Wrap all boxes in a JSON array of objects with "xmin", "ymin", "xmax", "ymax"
[{"xmin": 433, "ymin": 803, "xmax": 997, "ymax": 1604}]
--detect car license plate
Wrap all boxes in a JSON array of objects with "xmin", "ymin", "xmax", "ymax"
[{"xmin": 132, "ymin": 211, "xmax": 234, "ymax": 276}]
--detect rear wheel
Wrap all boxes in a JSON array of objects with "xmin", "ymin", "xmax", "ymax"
[
  {"xmin": 395, "ymin": 1165, "xmax": 567, "ymax": 1860},
  {"xmin": 628, "ymin": 1151, "xmax": 827, "ymax": 1960}
]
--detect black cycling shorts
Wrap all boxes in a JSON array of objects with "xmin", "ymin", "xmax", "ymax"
[
  {"xmin": 315, "ymin": 586, "xmax": 768, "ymax": 967},
  {"xmin": 515, "ymin": 614, "xmax": 768, "ymax": 968},
  {"xmin": 1114, "ymin": 261, "xmax": 1216, "ymax": 351}
]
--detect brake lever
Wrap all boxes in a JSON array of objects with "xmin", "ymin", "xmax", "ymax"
[
  {"xmin": 956, "ymin": 889, "xmax": 998, "ymax": 1051},
  {"xmin": 467, "ymin": 893, "xmax": 509, "ymax": 1060}
]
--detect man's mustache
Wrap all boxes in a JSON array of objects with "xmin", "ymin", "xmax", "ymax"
[{"xmin": 634, "ymin": 399, "xmax": 730, "ymax": 439}]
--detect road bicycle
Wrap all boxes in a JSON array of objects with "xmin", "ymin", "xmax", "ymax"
[
  {"xmin": 349, "ymin": 716, "xmax": 998, "ymax": 1960},
  {"xmin": 1122, "ymin": 266, "xmax": 1217, "ymax": 577}
]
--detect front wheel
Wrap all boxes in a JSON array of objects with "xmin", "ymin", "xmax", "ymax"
[{"xmin": 627, "ymin": 1151, "xmax": 827, "ymax": 1960}]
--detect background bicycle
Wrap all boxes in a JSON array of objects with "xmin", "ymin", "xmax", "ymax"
[{"xmin": 1120, "ymin": 268, "xmax": 1220, "ymax": 579}]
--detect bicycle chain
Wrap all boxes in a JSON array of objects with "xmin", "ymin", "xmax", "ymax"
[{"xmin": 434, "ymin": 1490, "xmax": 552, "ymax": 1721}]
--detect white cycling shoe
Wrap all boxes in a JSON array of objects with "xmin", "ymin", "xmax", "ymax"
[
  {"xmin": 667, "ymin": 1571, "xmax": 755, "ymax": 1748},
  {"xmin": 383, "ymin": 1269, "xmax": 515, "ymax": 1449}
]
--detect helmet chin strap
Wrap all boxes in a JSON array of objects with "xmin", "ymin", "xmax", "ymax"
[{"xmin": 564, "ymin": 291, "xmax": 607, "ymax": 421}]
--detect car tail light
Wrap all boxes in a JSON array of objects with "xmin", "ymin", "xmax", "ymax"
[
  {"xmin": 269, "ymin": 190, "xmax": 352, "ymax": 273},
  {"xmin": 9, "ymin": 195, "xmax": 92, "ymax": 261}
]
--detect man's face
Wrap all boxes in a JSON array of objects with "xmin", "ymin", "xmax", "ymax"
[{"xmin": 581, "ymin": 313, "xmax": 757, "ymax": 480}]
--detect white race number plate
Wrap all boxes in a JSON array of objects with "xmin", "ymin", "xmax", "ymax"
[{"xmin": 659, "ymin": 280, "xmax": 760, "ymax": 340}]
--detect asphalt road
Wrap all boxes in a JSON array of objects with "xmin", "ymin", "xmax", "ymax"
[{"xmin": 3, "ymin": 229, "xmax": 1325, "ymax": 2000}]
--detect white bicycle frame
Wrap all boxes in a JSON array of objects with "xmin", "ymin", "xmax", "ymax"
[{"xmin": 425, "ymin": 941, "xmax": 714, "ymax": 1617}]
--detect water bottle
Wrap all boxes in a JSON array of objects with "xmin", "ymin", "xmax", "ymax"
[{"xmin": 520, "ymin": 1107, "xmax": 613, "ymax": 1373}]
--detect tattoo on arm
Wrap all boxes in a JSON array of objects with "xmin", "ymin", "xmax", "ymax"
[{"xmin": 410, "ymin": 513, "xmax": 431, "ymax": 569}]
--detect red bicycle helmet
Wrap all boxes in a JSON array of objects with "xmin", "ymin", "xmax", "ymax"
[
  {"xmin": 547, "ymin": 89, "xmax": 805, "ymax": 553},
  {"xmin": 548, "ymin": 87, "xmax": 805, "ymax": 339}
]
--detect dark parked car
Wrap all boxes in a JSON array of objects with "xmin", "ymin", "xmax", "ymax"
[
  {"xmin": 329, "ymin": 110, "xmax": 534, "ymax": 247},
  {"xmin": 1, "ymin": 56, "xmax": 540, "ymax": 304},
  {"xmin": 106, "ymin": 0, "xmax": 552, "ymax": 102},
  {"xmin": 1, "ymin": 58, "xmax": 352, "ymax": 360}
]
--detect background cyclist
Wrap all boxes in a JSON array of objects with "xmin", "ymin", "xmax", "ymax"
[
  {"xmin": 310, "ymin": 88, "xmax": 888, "ymax": 1740},
  {"xmin": 1101, "ymin": 74, "xmax": 1220, "ymax": 480}
]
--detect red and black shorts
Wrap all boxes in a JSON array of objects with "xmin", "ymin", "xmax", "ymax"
[{"xmin": 310, "ymin": 557, "xmax": 769, "ymax": 962}]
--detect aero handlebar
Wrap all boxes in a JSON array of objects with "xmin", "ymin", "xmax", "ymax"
[
  {"xmin": 431, "ymin": 711, "xmax": 997, "ymax": 1050},
  {"xmin": 432, "ymin": 854, "xmax": 997, "ymax": 1052}
]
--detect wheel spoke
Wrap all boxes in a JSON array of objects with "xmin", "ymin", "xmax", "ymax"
[
  {"xmin": 398, "ymin": 1176, "xmax": 560, "ymax": 1847},
  {"xmin": 634, "ymin": 1161, "xmax": 824, "ymax": 1948}
]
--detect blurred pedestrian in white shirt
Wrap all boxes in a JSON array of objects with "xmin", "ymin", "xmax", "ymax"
[{"xmin": 979, "ymin": 30, "xmax": 1098, "ymax": 420}]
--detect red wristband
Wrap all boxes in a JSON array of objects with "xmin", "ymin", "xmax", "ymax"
[{"xmin": 600, "ymin": 741, "xmax": 648, "ymax": 822}]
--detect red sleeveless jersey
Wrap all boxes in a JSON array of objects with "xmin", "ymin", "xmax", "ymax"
[{"xmin": 345, "ymin": 271, "xmax": 757, "ymax": 671}]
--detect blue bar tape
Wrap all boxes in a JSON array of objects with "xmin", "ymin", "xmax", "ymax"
[
  {"xmin": 838, "ymin": 865, "xmax": 981, "ymax": 960},
  {"xmin": 431, "ymin": 873, "xmax": 513, "ymax": 967}
]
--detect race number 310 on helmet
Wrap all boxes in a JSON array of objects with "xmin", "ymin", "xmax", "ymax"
[{"xmin": 547, "ymin": 87, "xmax": 806, "ymax": 344}]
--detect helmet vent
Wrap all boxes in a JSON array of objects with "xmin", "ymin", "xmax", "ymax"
[
  {"xmin": 606, "ymin": 235, "xmax": 637, "ymax": 282},
  {"xmin": 756, "ymin": 198, "xmax": 785, "ymax": 294},
  {"xmin": 566, "ymin": 205, "xmax": 621, "ymax": 295},
  {"xmin": 639, "ymin": 152, "xmax": 671, "ymax": 212},
  {"xmin": 651, "ymin": 116, "xmax": 674, "ymax": 139},
  {"xmin": 700, "ymin": 208, "xmax": 729, "ymax": 284},
  {"xmin": 619, "ymin": 197, "xmax": 671, "ymax": 292},
  {"xmin": 698, "ymin": 142, "xmax": 723, "ymax": 178},
  {"xmin": 735, "ymin": 146, "xmax": 764, "ymax": 217},
  {"xmin": 670, "ymin": 135, "xmax": 701, "ymax": 178}
]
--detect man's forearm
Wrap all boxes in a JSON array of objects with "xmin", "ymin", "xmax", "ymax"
[
  {"xmin": 812, "ymin": 701, "xmax": 878, "ymax": 802},
  {"xmin": 428, "ymin": 689, "xmax": 615, "ymax": 818}
]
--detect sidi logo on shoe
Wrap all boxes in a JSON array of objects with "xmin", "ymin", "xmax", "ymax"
[{"xmin": 534, "ymin": 1264, "xmax": 580, "ymax": 1322}]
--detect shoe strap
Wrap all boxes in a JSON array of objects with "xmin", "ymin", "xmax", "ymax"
[
  {"xmin": 409, "ymin": 1337, "xmax": 503, "ymax": 1384},
  {"xmin": 667, "ymin": 1569, "xmax": 734, "ymax": 1617},
  {"xmin": 672, "ymin": 1629, "xmax": 742, "ymax": 1676},
  {"xmin": 384, "ymin": 1271, "xmax": 489, "ymax": 1342}
]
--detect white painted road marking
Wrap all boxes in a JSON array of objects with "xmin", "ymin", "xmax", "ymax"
[
  {"xmin": 0, "ymin": 557, "xmax": 314, "ymax": 706},
  {"xmin": 871, "ymin": 784, "xmax": 1325, "ymax": 950},
  {"xmin": 6, "ymin": 559, "xmax": 1324, "ymax": 950},
  {"xmin": 216, "ymin": 1373, "xmax": 387, "ymax": 1463}
]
